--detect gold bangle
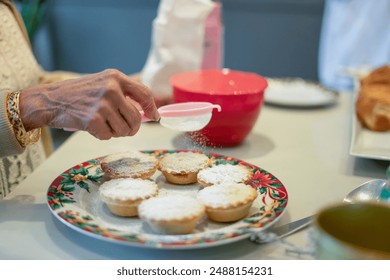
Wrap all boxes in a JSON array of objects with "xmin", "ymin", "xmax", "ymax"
[{"xmin": 6, "ymin": 91, "xmax": 41, "ymax": 148}]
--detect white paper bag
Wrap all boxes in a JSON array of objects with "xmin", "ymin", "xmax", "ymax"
[{"xmin": 141, "ymin": 0, "xmax": 222, "ymax": 102}]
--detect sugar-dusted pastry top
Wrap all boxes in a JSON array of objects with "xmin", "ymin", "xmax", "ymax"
[
  {"xmin": 158, "ymin": 152, "xmax": 210, "ymax": 173},
  {"xmin": 197, "ymin": 164, "xmax": 252, "ymax": 185},
  {"xmin": 99, "ymin": 178, "xmax": 158, "ymax": 202},
  {"xmin": 138, "ymin": 195, "xmax": 206, "ymax": 222},
  {"xmin": 197, "ymin": 183, "xmax": 258, "ymax": 209},
  {"xmin": 100, "ymin": 151, "xmax": 157, "ymax": 178}
]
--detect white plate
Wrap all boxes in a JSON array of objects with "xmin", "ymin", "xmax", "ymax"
[
  {"xmin": 47, "ymin": 150, "xmax": 288, "ymax": 249},
  {"xmin": 350, "ymin": 94, "xmax": 390, "ymax": 161},
  {"xmin": 264, "ymin": 78, "xmax": 338, "ymax": 107}
]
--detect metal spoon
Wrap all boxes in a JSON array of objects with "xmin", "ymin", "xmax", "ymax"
[{"xmin": 250, "ymin": 179, "xmax": 389, "ymax": 244}]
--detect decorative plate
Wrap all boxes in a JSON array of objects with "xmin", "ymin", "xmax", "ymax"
[
  {"xmin": 265, "ymin": 78, "xmax": 338, "ymax": 107},
  {"xmin": 47, "ymin": 150, "xmax": 288, "ymax": 249}
]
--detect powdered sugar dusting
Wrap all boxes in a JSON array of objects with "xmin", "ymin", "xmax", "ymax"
[
  {"xmin": 99, "ymin": 178, "xmax": 158, "ymax": 201},
  {"xmin": 197, "ymin": 164, "xmax": 251, "ymax": 185},
  {"xmin": 138, "ymin": 195, "xmax": 205, "ymax": 220},
  {"xmin": 197, "ymin": 183, "xmax": 257, "ymax": 208},
  {"xmin": 159, "ymin": 152, "xmax": 210, "ymax": 173},
  {"xmin": 101, "ymin": 151, "xmax": 157, "ymax": 177}
]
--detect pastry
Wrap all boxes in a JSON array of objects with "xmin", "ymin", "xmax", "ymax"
[
  {"xmin": 356, "ymin": 65, "xmax": 390, "ymax": 131},
  {"xmin": 100, "ymin": 151, "xmax": 158, "ymax": 179},
  {"xmin": 197, "ymin": 163, "xmax": 252, "ymax": 187},
  {"xmin": 138, "ymin": 195, "xmax": 206, "ymax": 234},
  {"xmin": 99, "ymin": 178, "xmax": 159, "ymax": 217},
  {"xmin": 158, "ymin": 151, "xmax": 210, "ymax": 184},
  {"xmin": 197, "ymin": 183, "xmax": 258, "ymax": 222}
]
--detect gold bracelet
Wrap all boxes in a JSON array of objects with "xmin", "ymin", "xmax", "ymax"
[{"xmin": 6, "ymin": 91, "xmax": 41, "ymax": 148}]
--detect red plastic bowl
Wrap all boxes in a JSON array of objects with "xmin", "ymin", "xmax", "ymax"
[{"xmin": 170, "ymin": 69, "xmax": 268, "ymax": 147}]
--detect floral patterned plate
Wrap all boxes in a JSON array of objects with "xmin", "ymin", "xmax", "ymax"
[{"xmin": 47, "ymin": 150, "xmax": 288, "ymax": 249}]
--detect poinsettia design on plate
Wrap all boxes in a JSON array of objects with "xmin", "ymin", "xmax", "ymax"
[{"xmin": 47, "ymin": 160, "xmax": 104, "ymax": 210}]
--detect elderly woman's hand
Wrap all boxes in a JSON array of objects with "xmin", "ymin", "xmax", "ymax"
[{"xmin": 19, "ymin": 69, "xmax": 160, "ymax": 140}]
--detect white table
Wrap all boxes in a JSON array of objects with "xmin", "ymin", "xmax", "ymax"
[{"xmin": 0, "ymin": 93, "xmax": 387, "ymax": 260}]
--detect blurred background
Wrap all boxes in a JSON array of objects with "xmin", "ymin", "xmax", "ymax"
[
  {"xmin": 30, "ymin": 0, "xmax": 324, "ymax": 79},
  {"xmin": 16, "ymin": 0, "xmax": 325, "ymax": 147}
]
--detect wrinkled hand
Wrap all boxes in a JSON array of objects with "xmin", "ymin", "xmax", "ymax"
[{"xmin": 19, "ymin": 69, "xmax": 160, "ymax": 140}]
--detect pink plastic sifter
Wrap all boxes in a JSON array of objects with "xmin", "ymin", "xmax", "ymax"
[{"xmin": 141, "ymin": 102, "xmax": 221, "ymax": 131}]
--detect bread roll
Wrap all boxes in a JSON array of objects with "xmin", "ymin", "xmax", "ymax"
[{"xmin": 356, "ymin": 65, "xmax": 390, "ymax": 132}]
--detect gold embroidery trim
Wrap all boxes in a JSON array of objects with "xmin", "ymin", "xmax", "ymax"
[{"xmin": 6, "ymin": 91, "xmax": 41, "ymax": 148}]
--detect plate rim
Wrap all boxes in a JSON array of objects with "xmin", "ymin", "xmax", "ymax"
[{"xmin": 46, "ymin": 149, "xmax": 289, "ymax": 249}]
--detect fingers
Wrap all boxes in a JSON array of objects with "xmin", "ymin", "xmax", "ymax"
[
  {"xmin": 98, "ymin": 74, "xmax": 143, "ymax": 137},
  {"xmin": 87, "ymin": 120, "xmax": 112, "ymax": 140},
  {"xmin": 106, "ymin": 110, "xmax": 133, "ymax": 137},
  {"xmin": 86, "ymin": 99, "xmax": 142, "ymax": 140},
  {"xmin": 116, "ymin": 72, "xmax": 160, "ymax": 120},
  {"xmin": 110, "ymin": 100, "xmax": 142, "ymax": 137},
  {"xmin": 118, "ymin": 98, "xmax": 142, "ymax": 135}
]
